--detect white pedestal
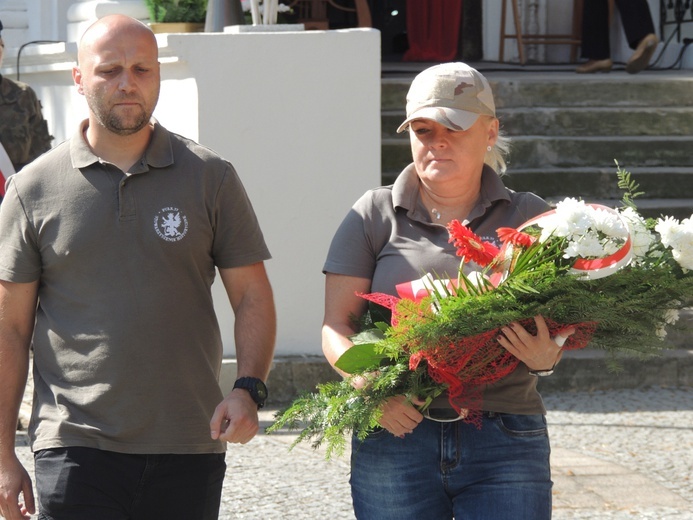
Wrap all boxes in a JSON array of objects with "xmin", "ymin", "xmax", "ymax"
[{"xmin": 224, "ymin": 23, "xmax": 305, "ymax": 33}]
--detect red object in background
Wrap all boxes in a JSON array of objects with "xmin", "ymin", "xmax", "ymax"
[{"xmin": 404, "ymin": 0, "xmax": 463, "ymax": 62}]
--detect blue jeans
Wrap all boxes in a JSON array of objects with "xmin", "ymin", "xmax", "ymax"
[
  {"xmin": 350, "ymin": 412, "xmax": 552, "ymax": 520},
  {"xmin": 34, "ymin": 447, "xmax": 226, "ymax": 520}
]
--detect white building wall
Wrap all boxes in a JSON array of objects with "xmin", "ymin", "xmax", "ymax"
[
  {"xmin": 159, "ymin": 29, "xmax": 382, "ymax": 357},
  {"xmin": 0, "ymin": 28, "xmax": 382, "ymax": 358}
]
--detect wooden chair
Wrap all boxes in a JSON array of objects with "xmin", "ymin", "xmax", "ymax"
[
  {"xmin": 288, "ymin": 0, "xmax": 372, "ymax": 30},
  {"xmin": 499, "ymin": 0, "xmax": 583, "ymax": 64}
]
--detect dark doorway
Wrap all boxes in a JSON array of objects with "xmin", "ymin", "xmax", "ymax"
[{"xmin": 370, "ymin": 0, "xmax": 483, "ymax": 62}]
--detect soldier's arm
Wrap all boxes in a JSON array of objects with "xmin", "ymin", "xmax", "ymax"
[{"xmin": 27, "ymin": 89, "xmax": 53, "ymax": 160}]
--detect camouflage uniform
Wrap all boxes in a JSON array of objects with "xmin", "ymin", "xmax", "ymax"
[{"xmin": 0, "ymin": 74, "xmax": 53, "ymax": 172}]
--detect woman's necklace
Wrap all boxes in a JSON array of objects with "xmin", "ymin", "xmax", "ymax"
[
  {"xmin": 420, "ymin": 186, "xmax": 450, "ymax": 222},
  {"xmin": 419, "ymin": 185, "xmax": 475, "ymax": 224}
]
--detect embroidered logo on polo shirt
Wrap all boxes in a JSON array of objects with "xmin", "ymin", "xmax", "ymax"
[
  {"xmin": 481, "ymin": 235, "xmax": 502, "ymax": 249},
  {"xmin": 154, "ymin": 207, "xmax": 189, "ymax": 242}
]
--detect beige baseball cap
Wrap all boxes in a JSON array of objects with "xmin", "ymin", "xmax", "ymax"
[{"xmin": 397, "ymin": 62, "xmax": 496, "ymax": 134}]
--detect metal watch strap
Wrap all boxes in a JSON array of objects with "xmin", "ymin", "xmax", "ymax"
[{"xmin": 528, "ymin": 361, "xmax": 558, "ymax": 377}]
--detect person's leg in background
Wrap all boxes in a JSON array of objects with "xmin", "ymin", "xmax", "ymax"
[
  {"xmin": 577, "ymin": 0, "xmax": 614, "ymax": 73},
  {"xmin": 616, "ymin": 0, "xmax": 659, "ymax": 74}
]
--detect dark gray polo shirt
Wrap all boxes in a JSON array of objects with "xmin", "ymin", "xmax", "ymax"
[
  {"xmin": 324, "ymin": 164, "xmax": 552, "ymax": 415},
  {"xmin": 0, "ymin": 120, "xmax": 270, "ymax": 453}
]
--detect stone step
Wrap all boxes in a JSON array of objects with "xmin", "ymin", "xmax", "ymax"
[
  {"xmin": 382, "ymin": 136, "xmax": 693, "ymax": 174},
  {"xmin": 382, "ymin": 164, "xmax": 693, "ymax": 189},
  {"xmin": 381, "ymin": 73, "xmax": 693, "ymax": 112},
  {"xmin": 501, "ymin": 167, "xmax": 693, "ymax": 199},
  {"xmin": 536, "ymin": 348, "xmax": 693, "ymax": 393},
  {"xmin": 510, "ymin": 136, "xmax": 693, "ymax": 169},
  {"xmin": 499, "ymin": 107, "xmax": 693, "ymax": 137},
  {"xmin": 382, "ymin": 167, "xmax": 693, "ymax": 219},
  {"xmin": 382, "ymin": 107, "xmax": 693, "ymax": 139},
  {"xmin": 265, "ymin": 349, "xmax": 693, "ymax": 405},
  {"xmin": 490, "ymin": 75, "xmax": 693, "ymax": 109},
  {"xmin": 380, "ymin": 72, "xmax": 693, "ymax": 200},
  {"xmin": 266, "ymin": 311, "xmax": 693, "ymax": 403}
]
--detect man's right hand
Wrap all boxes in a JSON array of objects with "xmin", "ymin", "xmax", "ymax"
[{"xmin": 0, "ymin": 454, "xmax": 35, "ymax": 520}]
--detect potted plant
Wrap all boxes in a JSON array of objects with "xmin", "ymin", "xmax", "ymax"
[{"xmin": 145, "ymin": 0, "xmax": 207, "ymax": 33}]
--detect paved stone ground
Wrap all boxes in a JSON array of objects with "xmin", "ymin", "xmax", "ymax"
[
  {"xmin": 13, "ymin": 387, "xmax": 693, "ymax": 519},
  {"xmin": 546, "ymin": 388, "xmax": 693, "ymax": 519}
]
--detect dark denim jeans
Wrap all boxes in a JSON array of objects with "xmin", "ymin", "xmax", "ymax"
[
  {"xmin": 34, "ymin": 447, "xmax": 226, "ymax": 520},
  {"xmin": 350, "ymin": 412, "xmax": 552, "ymax": 520}
]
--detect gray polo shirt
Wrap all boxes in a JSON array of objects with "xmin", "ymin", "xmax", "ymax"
[
  {"xmin": 324, "ymin": 164, "xmax": 552, "ymax": 415},
  {"xmin": 0, "ymin": 120, "xmax": 270, "ymax": 454}
]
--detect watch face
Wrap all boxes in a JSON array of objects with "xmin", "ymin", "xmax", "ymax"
[
  {"xmin": 255, "ymin": 381, "xmax": 268, "ymax": 400},
  {"xmin": 235, "ymin": 377, "xmax": 267, "ymax": 407}
]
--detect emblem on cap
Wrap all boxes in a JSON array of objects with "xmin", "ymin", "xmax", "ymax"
[{"xmin": 454, "ymin": 82, "xmax": 474, "ymax": 95}]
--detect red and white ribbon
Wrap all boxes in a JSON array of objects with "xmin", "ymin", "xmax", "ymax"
[
  {"xmin": 519, "ymin": 204, "xmax": 633, "ymax": 280},
  {"xmin": 396, "ymin": 273, "xmax": 457, "ymax": 303}
]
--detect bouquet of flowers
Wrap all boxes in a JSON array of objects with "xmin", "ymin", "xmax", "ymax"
[{"xmin": 267, "ymin": 166, "xmax": 693, "ymax": 458}]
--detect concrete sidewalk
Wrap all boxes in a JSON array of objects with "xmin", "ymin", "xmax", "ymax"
[{"xmin": 13, "ymin": 387, "xmax": 693, "ymax": 519}]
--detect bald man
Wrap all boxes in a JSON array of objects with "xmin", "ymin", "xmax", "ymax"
[{"xmin": 0, "ymin": 15, "xmax": 275, "ymax": 520}]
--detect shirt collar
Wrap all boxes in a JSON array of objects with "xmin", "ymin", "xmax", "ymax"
[
  {"xmin": 392, "ymin": 162, "xmax": 511, "ymax": 222},
  {"xmin": 70, "ymin": 118, "xmax": 174, "ymax": 173}
]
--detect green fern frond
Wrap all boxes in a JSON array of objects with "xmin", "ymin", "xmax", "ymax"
[{"xmin": 615, "ymin": 160, "xmax": 645, "ymax": 209}]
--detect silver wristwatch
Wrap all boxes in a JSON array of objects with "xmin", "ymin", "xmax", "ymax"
[{"xmin": 528, "ymin": 367, "xmax": 555, "ymax": 377}]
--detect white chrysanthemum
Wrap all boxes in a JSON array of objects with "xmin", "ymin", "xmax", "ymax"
[
  {"xmin": 564, "ymin": 232, "xmax": 605, "ymax": 259},
  {"xmin": 589, "ymin": 206, "xmax": 629, "ymax": 239},
  {"xmin": 656, "ymin": 309, "xmax": 681, "ymax": 339},
  {"xmin": 620, "ymin": 207, "xmax": 655, "ymax": 259},
  {"xmin": 537, "ymin": 214, "xmax": 559, "ymax": 242},
  {"xmin": 552, "ymin": 198, "xmax": 593, "ymax": 237},
  {"xmin": 655, "ymin": 216, "xmax": 682, "ymax": 248},
  {"xmin": 656, "ymin": 215, "xmax": 693, "ymax": 270},
  {"xmin": 664, "ymin": 308, "xmax": 680, "ymax": 325},
  {"xmin": 672, "ymin": 248, "xmax": 693, "ymax": 270},
  {"xmin": 601, "ymin": 239, "xmax": 621, "ymax": 256},
  {"xmin": 619, "ymin": 206, "xmax": 644, "ymax": 227},
  {"xmin": 680, "ymin": 216, "xmax": 693, "ymax": 242},
  {"xmin": 676, "ymin": 218, "xmax": 693, "ymax": 269}
]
